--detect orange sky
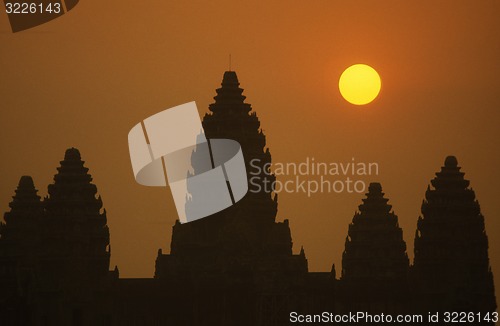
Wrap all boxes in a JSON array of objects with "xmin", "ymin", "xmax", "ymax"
[{"xmin": 1, "ymin": 0, "xmax": 499, "ymax": 300}]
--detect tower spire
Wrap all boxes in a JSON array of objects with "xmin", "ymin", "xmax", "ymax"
[
  {"xmin": 0, "ymin": 176, "xmax": 43, "ymax": 253},
  {"xmin": 413, "ymin": 156, "xmax": 496, "ymax": 313},
  {"xmin": 156, "ymin": 70, "xmax": 302, "ymax": 282},
  {"xmin": 342, "ymin": 182, "xmax": 409, "ymax": 282},
  {"xmin": 43, "ymin": 148, "xmax": 111, "ymax": 279}
]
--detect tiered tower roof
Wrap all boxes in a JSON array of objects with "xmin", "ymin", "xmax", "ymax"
[
  {"xmin": 342, "ymin": 183, "xmax": 409, "ymax": 283},
  {"xmin": 413, "ymin": 156, "xmax": 496, "ymax": 313},
  {"xmin": 42, "ymin": 148, "xmax": 110, "ymax": 280},
  {"xmin": 0, "ymin": 176, "xmax": 43, "ymax": 258},
  {"xmin": 156, "ymin": 71, "xmax": 306, "ymax": 280}
]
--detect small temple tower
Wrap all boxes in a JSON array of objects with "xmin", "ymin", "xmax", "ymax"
[
  {"xmin": 413, "ymin": 156, "xmax": 496, "ymax": 317},
  {"xmin": 42, "ymin": 148, "xmax": 110, "ymax": 283},
  {"xmin": 30, "ymin": 148, "xmax": 114, "ymax": 325},
  {"xmin": 0, "ymin": 176, "xmax": 43, "ymax": 275},
  {"xmin": 340, "ymin": 182, "xmax": 410, "ymax": 313},
  {"xmin": 0, "ymin": 176, "xmax": 43, "ymax": 323}
]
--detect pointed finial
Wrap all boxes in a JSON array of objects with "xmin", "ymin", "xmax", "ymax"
[
  {"xmin": 368, "ymin": 182, "xmax": 382, "ymax": 193},
  {"xmin": 64, "ymin": 147, "xmax": 81, "ymax": 161},
  {"xmin": 18, "ymin": 176, "xmax": 35, "ymax": 189},
  {"xmin": 444, "ymin": 156, "xmax": 458, "ymax": 168}
]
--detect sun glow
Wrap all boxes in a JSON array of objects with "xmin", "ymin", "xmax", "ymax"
[{"xmin": 339, "ymin": 64, "xmax": 381, "ymax": 105}]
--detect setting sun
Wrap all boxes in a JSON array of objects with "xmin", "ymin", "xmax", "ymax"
[{"xmin": 339, "ymin": 64, "xmax": 381, "ymax": 105}]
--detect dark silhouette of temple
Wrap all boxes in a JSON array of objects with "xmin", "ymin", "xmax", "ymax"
[
  {"xmin": 339, "ymin": 183, "xmax": 410, "ymax": 314},
  {"xmin": 0, "ymin": 71, "xmax": 496, "ymax": 325},
  {"xmin": 412, "ymin": 156, "xmax": 497, "ymax": 316},
  {"xmin": 154, "ymin": 71, "xmax": 309, "ymax": 325},
  {"xmin": 156, "ymin": 71, "xmax": 305, "ymax": 280},
  {"xmin": 0, "ymin": 149, "xmax": 117, "ymax": 325}
]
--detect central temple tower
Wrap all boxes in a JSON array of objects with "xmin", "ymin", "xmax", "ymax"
[
  {"xmin": 155, "ymin": 71, "xmax": 306, "ymax": 279},
  {"xmin": 154, "ymin": 72, "xmax": 308, "ymax": 325}
]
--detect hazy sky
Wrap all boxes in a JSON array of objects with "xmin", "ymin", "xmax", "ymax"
[{"xmin": 1, "ymin": 0, "xmax": 499, "ymax": 300}]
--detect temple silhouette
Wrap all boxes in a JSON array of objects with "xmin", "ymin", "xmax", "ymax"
[{"xmin": 0, "ymin": 71, "xmax": 496, "ymax": 325}]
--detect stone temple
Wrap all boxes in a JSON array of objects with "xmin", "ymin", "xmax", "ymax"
[
  {"xmin": 0, "ymin": 71, "xmax": 496, "ymax": 325},
  {"xmin": 340, "ymin": 182, "xmax": 410, "ymax": 313},
  {"xmin": 412, "ymin": 156, "xmax": 496, "ymax": 316}
]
